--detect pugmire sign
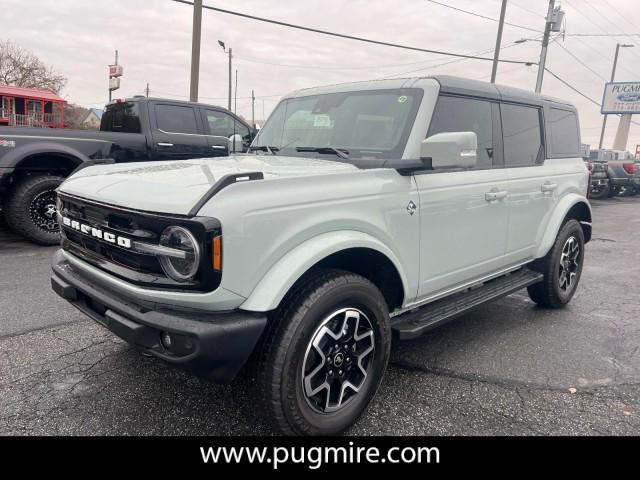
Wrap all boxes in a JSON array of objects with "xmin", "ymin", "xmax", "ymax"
[{"xmin": 601, "ymin": 82, "xmax": 640, "ymax": 114}]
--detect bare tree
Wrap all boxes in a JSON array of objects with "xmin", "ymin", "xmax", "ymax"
[{"xmin": 0, "ymin": 40, "xmax": 66, "ymax": 93}]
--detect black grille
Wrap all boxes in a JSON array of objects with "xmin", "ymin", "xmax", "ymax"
[{"xmin": 58, "ymin": 193, "xmax": 221, "ymax": 292}]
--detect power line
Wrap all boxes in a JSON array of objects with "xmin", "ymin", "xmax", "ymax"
[
  {"xmin": 554, "ymin": 42, "xmax": 607, "ymax": 82},
  {"xmin": 582, "ymin": 0, "xmax": 640, "ymax": 63},
  {"xmin": 508, "ymin": 1, "xmax": 545, "ymax": 19},
  {"xmin": 380, "ymin": 37, "xmax": 539, "ymax": 79},
  {"xmin": 566, "ymin": 35, "xmax": 638, "ymax": 79},
  {"xmin": 424, "ymin": 0, "xmax": 542, "ymax": 33},
  {"xmin": 601, "ymin": 0, "xmax": 640, "ymax": 34},
  {"xmin": 171, "ymin": 0, "xmax": 533, "ymax": 65},
  {"xmin": 232, "ymin": 54, "xmax": 469, "ymax": 71},
  {"xmin": 544, "ymin": 68, "xmax": 640, "ymax": 128}
]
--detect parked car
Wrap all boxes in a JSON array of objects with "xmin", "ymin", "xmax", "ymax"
[
  {"xmin": 51, "ymin": 76, "xmax": 590, "ymax": 435},
  {"xmin": 0, "ymin": 97, "xmax": 255, "ymax": 244}
]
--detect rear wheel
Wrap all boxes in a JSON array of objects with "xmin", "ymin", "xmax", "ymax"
[
  {"xmin": 253, "ymin": 269, "xmax": 391, "ymax": 435},
  {"xmin": 528, "ymin": 219, "xmax": 585, "ymax": 308},
  {"xmin": 3, "ymin": 175, "xmax": 64, "ymax": 245}
]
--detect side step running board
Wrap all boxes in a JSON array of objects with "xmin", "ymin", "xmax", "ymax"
[{"xmin": 391, "ymin": 268, "xmax": 543, "ymax": 340}]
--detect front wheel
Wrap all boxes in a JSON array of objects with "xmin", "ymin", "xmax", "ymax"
[
  {"xmin": 527, "ymin": 219, "xmax": 585, "ymax": 308},
  {"xmin": 3, "ymin": 175, "xmax": 64, "ymax": 245},
  {"xmin": 253, "ymin": 269, "xmax": 391, "ymax": 435}
]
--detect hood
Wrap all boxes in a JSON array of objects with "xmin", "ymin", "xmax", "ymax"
[{"xmin": 59, "ymin": 155, "xmax": 358, "ymax": 215}]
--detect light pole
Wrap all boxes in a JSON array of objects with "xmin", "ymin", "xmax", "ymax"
[
  {"xmin": 598, "ymin": 43, "xmax": 634, "ymax": 149},
  {"xmin": 218, "ymin": 40, "xmax": 232, "ymax": 111}
]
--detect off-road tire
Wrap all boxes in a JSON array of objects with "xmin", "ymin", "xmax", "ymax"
[
  {"xmin": 527, "ymin": 219, "xmax": 585, "ymax": 308},
  {"xmin": 3, "ymin": 175, "xmax": 64, "ymax": 246},
  {"xmin": 252, "ymin": 269, "xmax": 391, "ymax": 435}
]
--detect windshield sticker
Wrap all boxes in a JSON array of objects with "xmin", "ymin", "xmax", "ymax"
[
  {"xmin": 312, "ymin": 114, "xmax": 331, "ymax": 128},
  {"xmin": 397, "ymin": 95, "xmax": 408, "ymax": 103}
]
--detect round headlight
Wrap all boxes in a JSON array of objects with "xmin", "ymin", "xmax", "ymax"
[{"xmin": 158, "ymin": 226, "xmax": 200, "ymax": 282}]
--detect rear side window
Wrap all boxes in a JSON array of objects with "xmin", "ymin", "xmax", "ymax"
[
  {"xmin": 428, "ymin": 95, "xmax": 495, "ymax": 168},
  {"xmin": 501, "ymin": 104, "xmax": 542, "ymax": 167},
  {"xmin": 155, "ymin": 104, "xmax": 199, "ymax": 134},
  {"xmin": 100, "ymin": 102, "xmax": 141, "ymax": 133},
  {"xmin": 547, "ymin": 107, "xmax": 580, "ymax": 157}
]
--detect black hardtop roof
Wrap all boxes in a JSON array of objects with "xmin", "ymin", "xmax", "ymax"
[{"xmin": 431, "ymin": 75, "xmax": 576, "ymax": 110}]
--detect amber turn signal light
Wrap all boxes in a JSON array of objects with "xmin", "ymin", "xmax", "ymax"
[{"xmin": 212, "ymin": 235, "xmax": 222, "ymax": 271}]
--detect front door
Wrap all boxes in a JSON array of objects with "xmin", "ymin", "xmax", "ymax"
[
  {"xmin": 200, "ymin": 108, "xmax": 252, "ymax": 156},
  {"xmin": 415, "ymin": 94, "xmax": 509, "ymax": 300}
]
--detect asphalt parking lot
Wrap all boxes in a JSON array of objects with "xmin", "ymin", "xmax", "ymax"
[{"xmin": 1, "ymin": 197, "xmax": 639, "ymax": 436}]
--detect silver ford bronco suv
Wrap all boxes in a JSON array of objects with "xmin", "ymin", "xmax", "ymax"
[{"xmin": 51, "ymin": 76, "xmax": 591, "ymax": 435}]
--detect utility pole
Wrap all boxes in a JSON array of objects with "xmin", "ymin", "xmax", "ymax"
[
  {"xmin": 490, "ymin": 0, "xmax": 508, "ymax": 84},
  {"xmin": 251, "ymin": 89, "xmax": 255, "ymax": 127},
  {"xmin": 189, "ymin": 0, "xmax": 203, "ymax": 102},
  {"xmin": 228, "ymin": 48, "xmax": 233, "ymax": 111},
  {"xmin": 535, "ymin": 0, "xmax": 555, "ymax": 93},
  {"xmin": 599, "ymin": 43, "xmax": 634, "ymax": 149},
  {"xmin": 145, "ymin": 82, "xmax": 150, "ymax": 98}
]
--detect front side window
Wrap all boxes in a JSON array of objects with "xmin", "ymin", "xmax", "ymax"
[
  {"xmin": 547, "ymin": 107, "xmax": 580, "ymax": 157},
  {"xmin": 501, "ymin": 104, "xmax": 542, "ymax": 167},
  {"xmin": 204, "ymin": 110, "xmax": 234, "ymax": 137},
  {"xmin": 155, "ymin": 104, "xmax": 198, "ymax": 134},
  {"xmin": 427, "ymin": 95, "xmax": 495, "ymax": 168},
  {"xmin": 253, "ymin": 89, "xmax": 422, "ymax": 159},
  {"xmin": 205, "ymin": 110, "xmax": 252, "ymax": 146}
]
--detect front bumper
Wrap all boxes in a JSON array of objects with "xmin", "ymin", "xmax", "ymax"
[{"xmin": 51, "ymin": 251, "xmax": 267, "ymax": 383}]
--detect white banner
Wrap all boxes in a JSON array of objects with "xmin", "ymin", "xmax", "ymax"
[{"xmin": 601, "ymin": 82, "xmax": 640, "ymax": 114}]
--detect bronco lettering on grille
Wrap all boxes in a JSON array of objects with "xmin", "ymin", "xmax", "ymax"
[{"xmin": 61, "ymin": 216, "xmax": 132, "ymax": 249}]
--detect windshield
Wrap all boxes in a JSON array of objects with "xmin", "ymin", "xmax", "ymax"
[
  {"xmin": 253, "ymin": 88, "xmax": 422, "ymax": 159},
  {"xmin": 100, "ymin": 101, "xmax": 142, "ymax": 133}
]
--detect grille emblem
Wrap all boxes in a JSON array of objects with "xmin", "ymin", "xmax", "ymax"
[{"xmin": 61, "ymin": 216, "xmax": 132, "ymax": 249}]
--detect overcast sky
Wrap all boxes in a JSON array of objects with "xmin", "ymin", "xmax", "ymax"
[{"xmin": 4, "ymin": 0, "xmax": 640, "ymax": 148}]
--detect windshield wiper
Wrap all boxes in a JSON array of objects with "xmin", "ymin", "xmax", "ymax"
[
  {"xmin": 295, "ymin": 146, "xmax": 350, "ymax": 159},
  {"xmin": 249, "ymin": 145, "xmax": 279, "ymax": 154}
]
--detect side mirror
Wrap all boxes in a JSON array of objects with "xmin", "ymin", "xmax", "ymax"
[
  {"xmin": 228, "ymin": 134, "xmax": 244, "ymax": 153},
  {"xmin": 420, "ymin": 132, "xmax": 477, "ymax": 170}
]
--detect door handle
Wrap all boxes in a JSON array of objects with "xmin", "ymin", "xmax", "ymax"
[
  {"xmin": 485, "ymin": 189, "xmax": 508, "ymax": 202},
  {"xmin": 210, "ymin": 145, "xmax": 226, "ymax": 150},
  {"xmin": 157, "ymin": 142, "xmax": 174, "ymax": 147},
  {"xmin": 541, "ymin": 182, "xmax": 558, "ymax": 193}
]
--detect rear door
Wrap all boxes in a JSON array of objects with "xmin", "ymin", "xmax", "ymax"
[
  {"xmin": 501, "ymin": 103, "xmax": 556, "ymax": 264},
  {"xmin": 149, "ymin": 102, "xmax": 209, "ymax": 160},
  {"xmin": 414, "ymin": 95, "xmax": 509, "ymax": 299}
]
